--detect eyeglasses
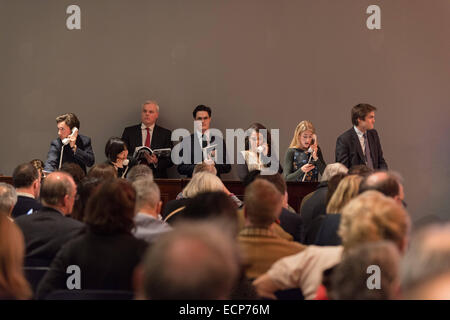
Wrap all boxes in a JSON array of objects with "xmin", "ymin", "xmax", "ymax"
[{"xmin": 402, "ymin": 200, "xmax": 408, "ymax": 208}]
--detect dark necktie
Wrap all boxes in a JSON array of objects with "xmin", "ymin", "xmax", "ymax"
[
  {"xmin": 364, "ymin": 133, "xmax": 374, "ymax": 169},
  {"xmin": 202, "ymin": 134, "xmax": 207, "ymax": 148},
  {"xmin": 145, "ymin": 128, "xmax": 151, "ymax": 148}
]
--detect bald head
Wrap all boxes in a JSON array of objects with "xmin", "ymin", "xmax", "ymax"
[
  {"xmin": 141, "ymin": 222, "xmax": 239, "ymax": 299},
  {"xmin": 359, "ymin": 171, "xmax": 404, "ymax": 205},
  {"xmin": 40, "ymin": 172, "xmax": 76, "ymax": 215}
]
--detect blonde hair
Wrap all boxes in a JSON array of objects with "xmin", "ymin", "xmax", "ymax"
[
  {"xmin": 289, "ymin": 120, "xmax": 315, "ymax": 148},
  {"xmin": 326, "ymin": 175, "xmax": 363, "ymax": 214},
  {"xmin": 338, "ymin": 191, "xmax": 410, "ymax": 253},
  {"xmin": 0, "ymin": 215, "xmax": 32, "ymax": 299},
  {"xmin": 182, "ymin": 172, "xmax": 224, "ymax": 198}
]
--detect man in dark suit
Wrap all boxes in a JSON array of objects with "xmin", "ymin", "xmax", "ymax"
[
  {"xmin": 335, "ymin": 103, "xmax": 388, "ymax": 170},
  {"xmin": 11, "ymin": 163, "xmax": 42, "ymax": 218},
  {"xmin": 15, "ymin": 172, "xmax": 84, "ymax": 266},
  {"xmin": 44, "ymin": 113, "xmax": 95, "ymax": 174},
  {"xmin": 177, "ymin": 105, "xmax": 231, "ymax": 178},
  {"xmin": 121, "ymin": 100, "xmax": 173, "ymax": 178}
]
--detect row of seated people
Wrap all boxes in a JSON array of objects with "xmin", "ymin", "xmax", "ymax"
[
  {"xmin": 41, "ymin": 102, "xmax": 387, "ymax": 182},
  {"xmin": 0, "ymin": 159, "xmax": 447, "ymax": 300}
]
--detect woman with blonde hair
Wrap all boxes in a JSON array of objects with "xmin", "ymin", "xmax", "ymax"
[
  {"xmin": 312, "ymin": 175, "xmax": 363, "ymax": 246},
  {"xmin": 162, "ymin": 172, "xmax": 241, "ymax": 223},
  {"xmin": 0, "ymin": 215, "xmax": 32, "ymax": 299},
  {"xmin": 284, "ymin": 121, "xmax": 326, "ymax": 182}
]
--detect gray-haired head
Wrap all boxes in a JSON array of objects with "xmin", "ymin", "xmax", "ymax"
[
  {"xmin": 0, "ymin": 183, "xmax": 17, "ymax": 215},
  {"xmin": 127, "ymin": 164, "xmax": 154, "ymax": 183},
  {"xmin": 132, "ymin": 179, "xmax": 160, "ymax": 211},
  {"xmin": 401, "ymin": 224, "xmax": 450, "ymax": 299},
  {"xmin": 142, "ymin": 100, "xmax": 160, "ymax": 113},
  {"xmin": 321, "ymin": 163, "xmax": 349, "ymax": 182}
]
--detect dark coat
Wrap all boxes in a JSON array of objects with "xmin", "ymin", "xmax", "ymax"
[
  {"xmin": 335, "ymin": 128, "xmax": 388, "ymax": 170},
  {"xmin": 121, "ymin": 124, "xmax": 173, "ymax": 178},
  {"xmin": 314, "ymin": 214, "xmax": 342, "ymax": 246},
  {"xmin": 300, "ymin": 181, "xmax": 328, "ymax": 237},
  {"xmin": 44, "ymin": 134, "xmax": 95, "ymax": 173},
  {"xmin": 11, "ymin": 196, "xmax": 42, "ymax": 218},
  {"xmin": 14, "ymin": 207, "xmax": 85, "ymax": 266},
  {"xmin": 279, "ymin": 208, "xmax": 304, "ymax": 243},
  {"xmin": 36, "ymin": 230, "xmax": 148, "ymax": 299}
]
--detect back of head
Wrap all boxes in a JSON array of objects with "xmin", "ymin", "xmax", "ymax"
[
  {"xmin": 181, "ymin": 191, "xmax": 239, "ymax": 236},
  {"xmin": 0, "ymin": 183, "xmax": 17, "ymax": 215},
  {"xmin": 330, "ymin": 241, "xmax": 400, "ymax": 300},
  {"xmin": 359, "ymin": 171, "xmax": 400, "ymax": 198},
  {"xmin": 142, "ymin": 222, "xmax": 239, "ymax": 299},
  {"xmin": 71, "ymin": 177, "xmax": 102, "ymax": 222},
  {"xmin": 0, "ymin": 214, "xmax": 32, "ymax": 299},
  {"xmin": 321, "ymin": 163, "xmax": 349, "ymax": 182},
  {"xmin": 126, "ymin": 164, "xmax": 154, "ymax": 183},
  {"xmin": 326, "ymin": 175, "xmax": 363, "ymax": 214},
  {"xmin": 132, "ymin": 178, "xmax": 160, "ymax": 211},
  {"xmin": 339, "ymin": 191, "xmax": 410, "ymax": 252},
  {"xmin": 182, "ymin": 172, "xmax": 224, "ymax": 198},
  {"xmin": 84, "ymin": 179, "xmax": 135, "ymax": 234},
  {"xmin": 255, "ymin": 173, "xmax": 286, "ymax": 195},
  {"xmin": 12, "ymin": 163, "xmax": 39, "ymax": 188},
  {"xmin": 40, "ymin": 172, "xmax": 75, "ymax": 207},
  {"xmin": 401, "ymin": 224, "xmax": 450, "ymax": 299},
  {"xmin": 60, "ymin": 162, "xmax": 85, "ymax": 186},
  {"xmin": 193, "ymin": 162, "xmax": 217, "ymax": 176},
  {"xmin": 87, "ymin": 163, "xmax": 117, "ymax": 180},
  {"xmin": 348, "ymin": 164, "xmax": 374, "ymax": 177},
  {"xmin": 326, "ymin": 173, "xmax": 347, "ymax": 205},
  {"xmin": 244, "ymin": 179, "xmax": 283, "ymax": 228}
]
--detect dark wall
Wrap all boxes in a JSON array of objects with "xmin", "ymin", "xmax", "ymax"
[{"xmin": 1, "ymin": 0, "xmax": 449, "ymax": 223}]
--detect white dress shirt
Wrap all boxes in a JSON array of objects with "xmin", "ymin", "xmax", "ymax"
[{"xmin": 354, "ymin": 126, "xmax": 366, "ymax": 156}]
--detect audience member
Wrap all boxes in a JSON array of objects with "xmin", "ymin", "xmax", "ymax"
[
  {"xmin": 253, "ymin": 191, "xmax": 410, "ymax": 300},
  {"xmin": 0, "ymin": 183, "xmax": 17, "ymax": 220},
  {"xmin": 29, "ymin": 159, "xmax": 45, "ymax": 179},
  {"xmin": 300, "ymin": 163, "xmax": 348, "ymax": 237},
  {"xmin": 0, "ymin": 214, "xmax": 32, "ymax": 300},
  {"xmin": 401, "ymin": 224, "xmax": 450, "ymax": 299},
  {"xmin": 359, "ymin": 171, "xmax": 405, "ymax": 206},
  {"xmin": 87, "ymin": 163, "xmax": 117, "ymax": 180},
  {"xmin": 329, "ymin": 241, "xmax": 400, "ymax": 300},
  {"xmin": 177, "ymin": 105, "xmax": 231, "ymax": 178},
  {"xmin": 347, "ymin": 164, "xmax": 373, "ymax": 177},
  {"xmin": 44, "ymin": 113, "xmax": 95, "ymax": 173},
  {"xmin": 239, "ymin": 180, "xmax": 305, "ymax": 279},
  {"xmin": 284, "ymin": 120, "xmax": 326, "ymax": 182},
  {"xmin": 121, "ymin": 100, "xmax": 173, "ymax": 178},
  {"xmin": 132, "ymin": 179, "xmax": 172, "ymax": 243},
  {"xmin": 37, "ymin": 179, "xmax": 147, "ymax": 299},
  {"xmin": 126, "ymin": 164, "xmax": 154, "ymax": 183},
  {"xmin": 14, "ymin": 172, "xmax": 84, "ymax": 266},
  {"xmin": 60, "ymin": 162, "xmax": 85, "ymax": 188},
  {"xmin": 70, "ymin": 177, "xmax": 102, "ymax": 222},
  {"xmin": 11, "ymin": 163, "xmax": 42, "ymax": 218},
  {"xmin": 136, "ymin": 222, "xmax": 239, "ymax": 299}
]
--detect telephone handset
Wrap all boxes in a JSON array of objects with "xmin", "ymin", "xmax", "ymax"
[{"xmin": 62, "ymin": 127, "xmax": 78, "ymax": 145}]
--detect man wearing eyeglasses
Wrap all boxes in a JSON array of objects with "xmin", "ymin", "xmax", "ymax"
[{"xmin": 177, "ymin": 105, "xmax": 231, "ymax": 178}]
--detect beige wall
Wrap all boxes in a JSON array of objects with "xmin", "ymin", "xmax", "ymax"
[{"xmin": 1, "ymin": 0, "xmax": 449, "ymax": 223}]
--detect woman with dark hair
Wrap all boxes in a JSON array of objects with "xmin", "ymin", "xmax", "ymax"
[
  {"xmin": 36, "ymin": 179, "xmax": 147, "ymax": 299},
  {"xmin": 237, "ymin": 123, "xmax": 282, "ymax": 181},
  {"xmin": 104, "ymin": 137, "xmax": 135, "ymax": 178}
]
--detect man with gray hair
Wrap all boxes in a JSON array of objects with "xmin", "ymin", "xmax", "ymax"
[
  {"xmin": 401, "ymin": 224, "xmax": 450, "ymax": 299},
  {"xmin": 359, "ymin": 171, "xmax": 405, "ymax": 206},
  {"xmin": 135, "ymin": 222, "xmax": 239, "ymax": 299},
  {"xmin": 126, "ymin": 164, "xmax": 154, "ymax": 183},
  {"xmin": 15, "ymin": 171, "xmax": 84, "ymax": 266},
  {"xmin": 121, "ymin": 100, "xmax": 173, "ymax": 178},
  {"xmin": 0, "ymin": 182, "xmax": 17, "ymax": 218},
  {"xmin": 132, "ymin": 178, "xmax": 171, "ymax": 243}
]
